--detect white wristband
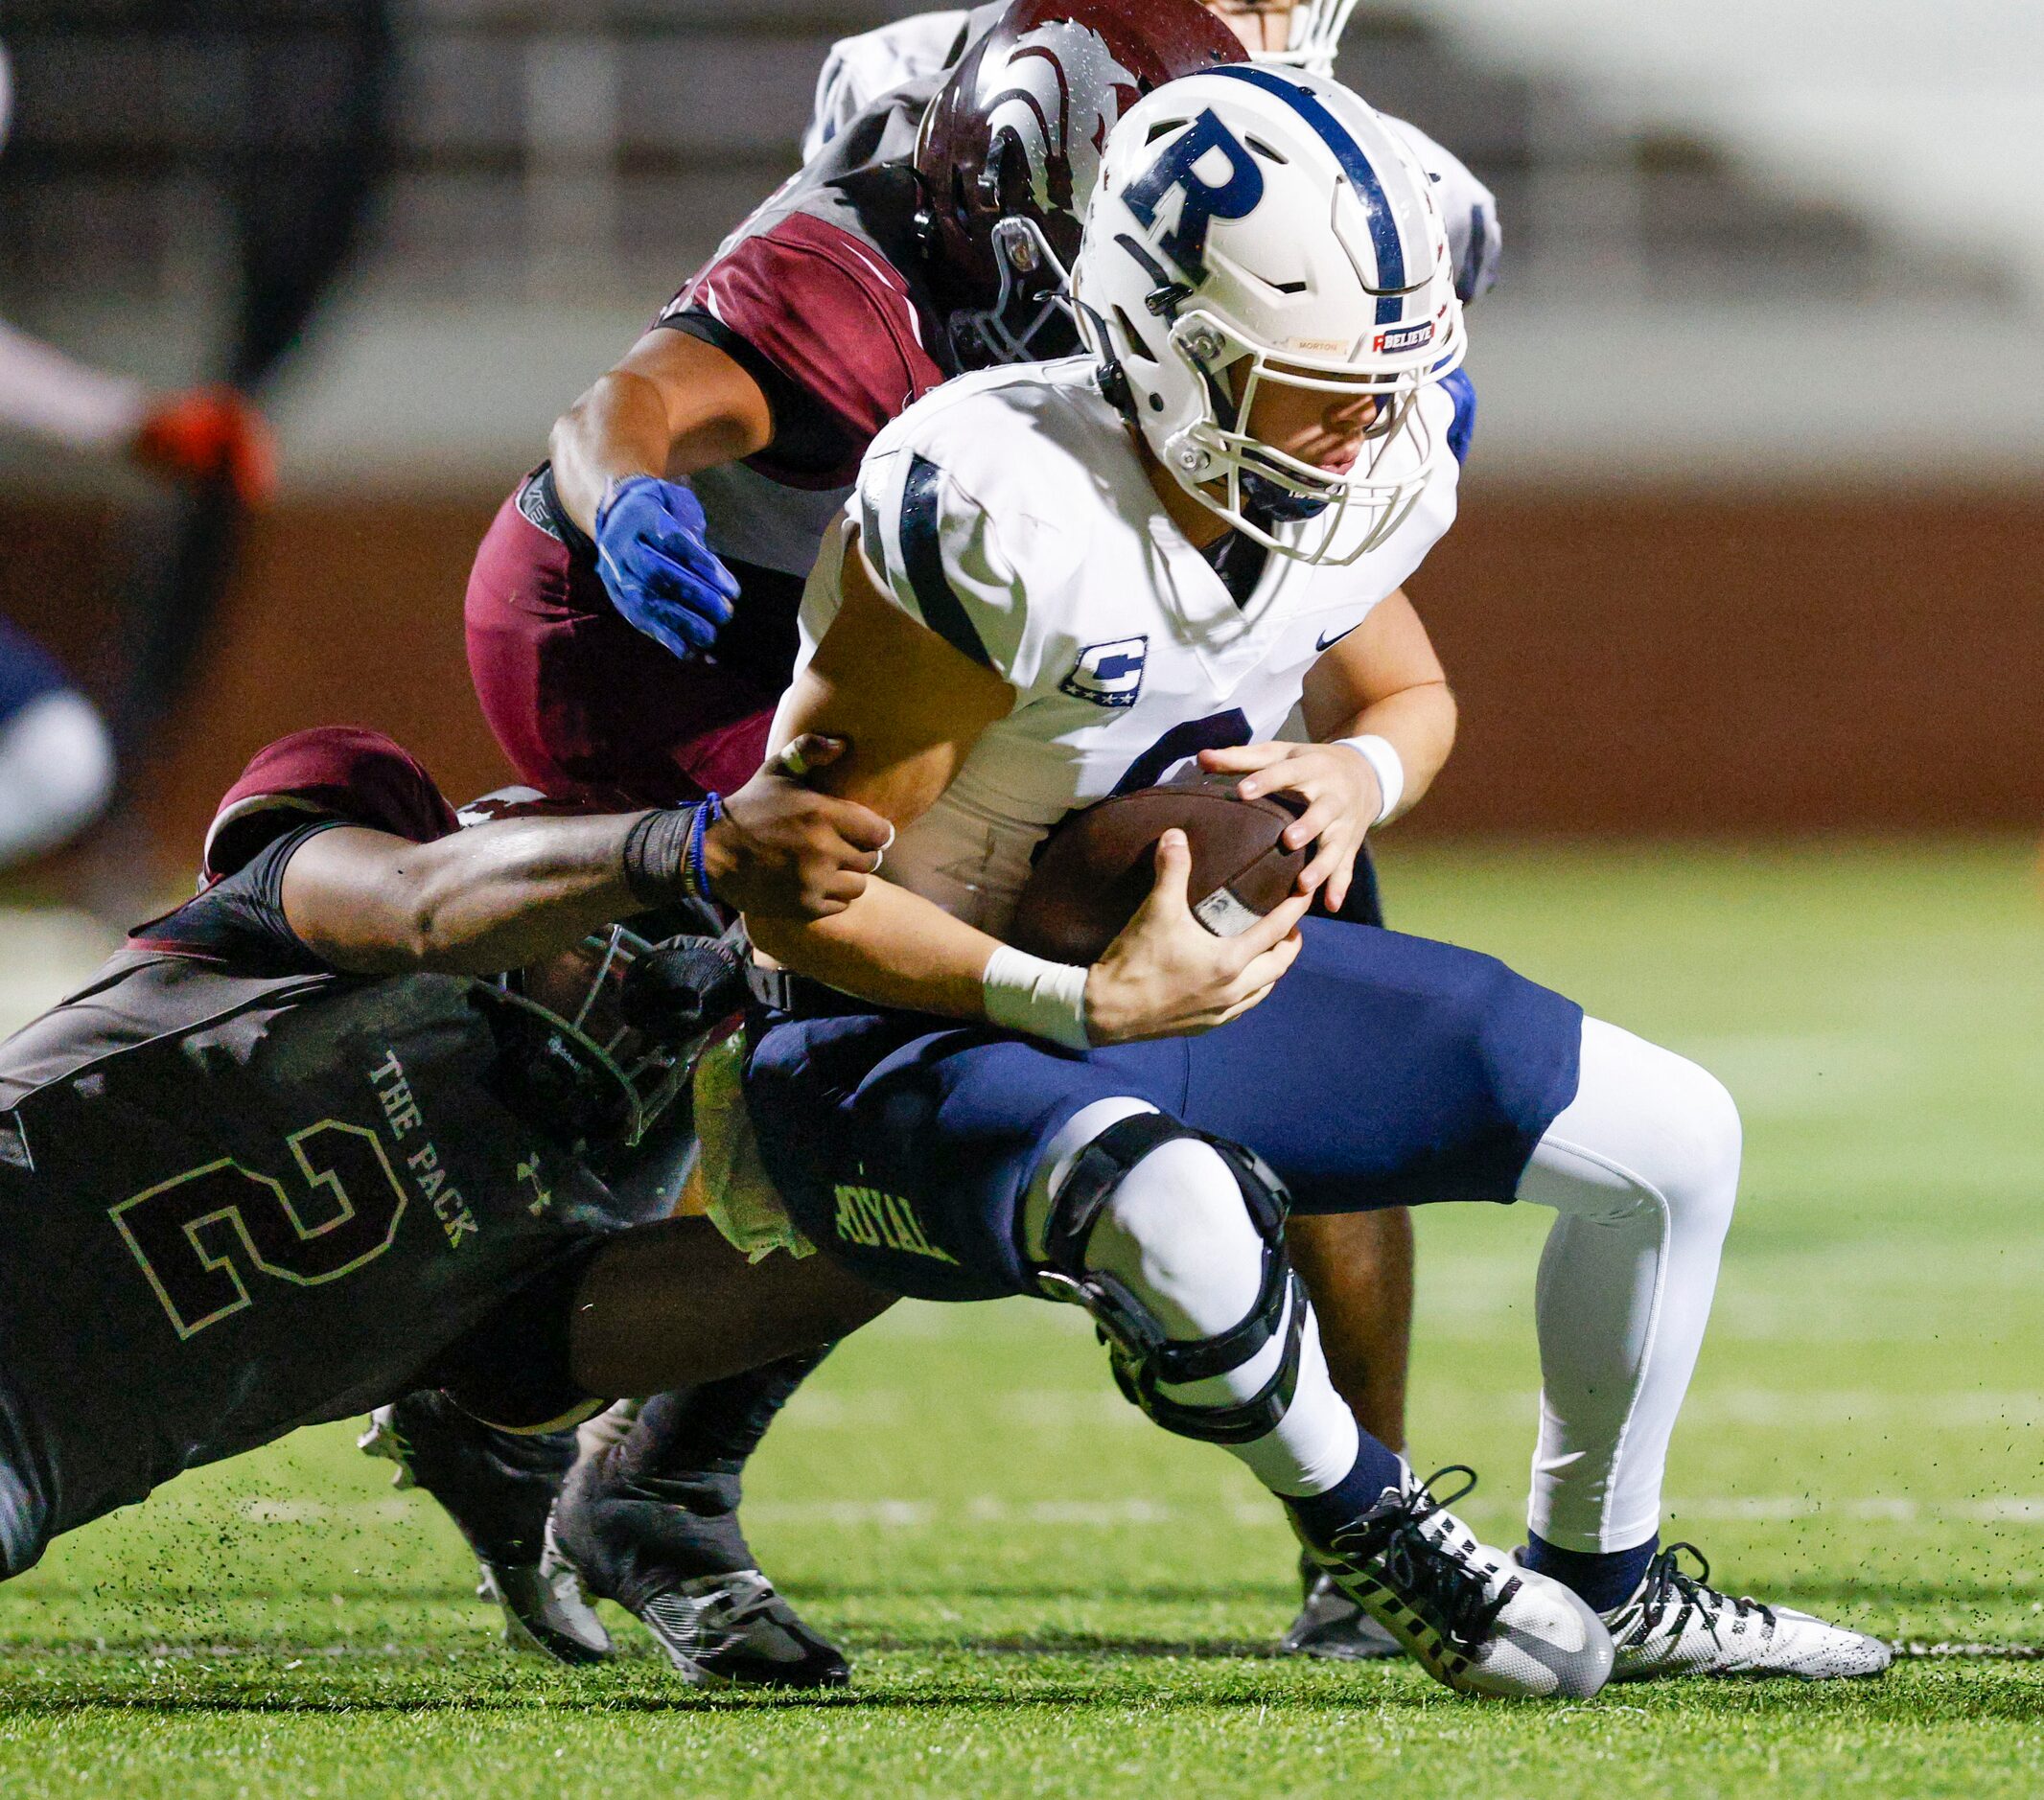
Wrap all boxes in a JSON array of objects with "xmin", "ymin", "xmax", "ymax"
[
  {"xmin": 1336, "ymin": 734, "xmax": 1405, "ymax": 824},
  {"xmin": 983, "ymin": 945, "xmax": 1092, "ymax": 1050}
]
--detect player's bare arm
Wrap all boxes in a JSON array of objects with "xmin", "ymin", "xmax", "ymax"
[
  {"xmin": 745, "ymin": 535, "xmax": 1308, "ymax": 1042},
  {"xmin": 1198, "ymin": 588, "xmax": 1455, "ymax": 910},
  {"xmin": 283, "ymin": 737, "xmax": 892, "ymax": 976},
  {"xmin": 548, "ymin": 328, "xmax": 774, "ymax": 538},
  {"xmin": 544, "ymin": 330, "xmax": 778, "ymax": 663}
]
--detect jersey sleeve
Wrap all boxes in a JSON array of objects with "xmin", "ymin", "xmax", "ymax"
[
  {"xmin": 1380, "ymin": 113, "xmax": 1502, "ymax": 306},
  {"xmin": 669, "ymin": 213, "xmax": 945, "ymax": 451},
  {"xmin": 135, "ymin": 820, "xmax": 348, "ymax": 972},
  {"xmin": 853, "ymin": 443, "xmax": 1059, "ymax": 693}
]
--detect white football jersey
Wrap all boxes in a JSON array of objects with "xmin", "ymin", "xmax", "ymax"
[
  {"xmin": 794, "ymin": 358, "xmax": 1458, "ymax": 935},
  {"xmin": 801, "ymin": 9, "xmax": 979, "ymax": 161},
  {"xmin": 801, "ymin": 7, "xmax": 1501, "ymax": 301}
]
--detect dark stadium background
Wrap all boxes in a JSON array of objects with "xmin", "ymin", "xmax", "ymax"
[{"xmin": 1, "ymin": 2, "xmax": 2037, "ymax": 866}]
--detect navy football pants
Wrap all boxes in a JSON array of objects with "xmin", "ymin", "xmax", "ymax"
[{"xmin": 743, "ymin": 917, "xmax": 1584, "ymax": 1305}]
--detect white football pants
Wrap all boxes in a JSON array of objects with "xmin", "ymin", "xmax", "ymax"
[
  {"xmin": 1021, "ymin": 1016, "xmax": 1740, "ymax": 1549},
  {"xmin": 1517, "ymin": 1016, "xmax": 1740, "ymax": 1553}
]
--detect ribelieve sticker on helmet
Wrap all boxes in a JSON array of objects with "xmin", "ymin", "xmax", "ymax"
[{"xmin": 1120, "ymin": 109, "xmax": 1266, "ymax": 285}]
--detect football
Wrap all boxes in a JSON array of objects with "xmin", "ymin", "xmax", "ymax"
[{"xmin": 1007, "ymin": 771, "xmax": 1307, "ymax": 964}]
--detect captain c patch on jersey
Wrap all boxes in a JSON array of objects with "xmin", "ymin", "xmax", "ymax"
[{"xmin": 1060, "ymin": 636, "xmax": 1149, "ymax": 709}]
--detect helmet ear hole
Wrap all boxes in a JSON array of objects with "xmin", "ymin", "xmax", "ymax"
[{"xmin": 1112, "ymin": 306, "xmax": 1158, "ymax": 362}]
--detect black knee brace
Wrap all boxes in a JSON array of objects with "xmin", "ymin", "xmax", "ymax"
[{"xmin": 1035, "ymin": 1112, "xmax": 1304, "ymax": 1445}]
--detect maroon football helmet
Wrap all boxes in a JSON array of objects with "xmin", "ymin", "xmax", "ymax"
[
  {"xmin": 917, "ymin": 0, "xmax": 1244, "ymax": 367},
  {"xmin": 456, "ymin": 787, "xmax": 708, "ymax": 1159}
]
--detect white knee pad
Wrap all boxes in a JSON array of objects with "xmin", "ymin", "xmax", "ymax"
[
  {"xmin": 1024, "ymin": 1103, "xmax": 1304, "ymax": 1447},
  {"xmin": 1022, "ymin": 1102, "xmax": 1363, "ymax": 1496},
  {"xmin": 1088, "ymin": 1135, "xmax": 1266, "ymax": 1338}
]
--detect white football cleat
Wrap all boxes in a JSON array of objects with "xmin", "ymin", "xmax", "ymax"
[
  {"xmin": 1301, "ymin": 1468, "xmax": 1614, "ymax": 1699},
  {"xmin": 1595, "ymin": 1543, "xmax": 1893, "ymax": 1682}
]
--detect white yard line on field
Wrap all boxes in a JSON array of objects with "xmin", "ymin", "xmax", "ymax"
[
  {"xmin": 227, "ymin": 1486, "xmax": 2044, "ymax": 1532},
  {"xmin": 776, "ymin": 1386, "xmax": 2039, "ymax": 1431}
]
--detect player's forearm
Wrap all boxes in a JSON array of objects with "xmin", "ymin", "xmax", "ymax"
[
  {"xmin": 1324, "ymin": 680, "xmax": 1456, "ymax": 823},
  {"xmin": 745, "ymin": 877, "xmax": 1000, "ymax": 1021},
  {"xmin": 383, "ymin": 817, "xmax": 665, "ymax": 972},
  {"xmin": 549, "ymin": 371, "xmax": 684, "ymax": 538},
  {"xmin": 287, "ymin": 816, "xmax": 672, "ymax": 976},
  {"xmin": 0, "ymin": 317, "xmax": 145, "ymax": 450}
]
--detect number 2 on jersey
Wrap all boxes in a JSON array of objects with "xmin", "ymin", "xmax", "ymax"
[{"xmin": 109, "ymin": 1121, "xmax": 409, "ymax": 1340}]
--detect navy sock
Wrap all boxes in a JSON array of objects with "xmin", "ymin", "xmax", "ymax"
[
  {"xmin": 1521, "ymin": 1531, "xmax": 1660, "ymax": 1612},
  {"xmin": 1286, "ymin": 1432, "xmax": 1406, "ymax": 1545}
]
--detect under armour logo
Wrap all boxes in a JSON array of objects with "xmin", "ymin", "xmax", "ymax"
[{"xmin": 515, "ymin": 1156, "xmax": 552, "ymax": 1216}]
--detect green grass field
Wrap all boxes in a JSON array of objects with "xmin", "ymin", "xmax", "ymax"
[{"xmin": 1, "ymin": 840, "xmax": 2038, "ymax": 1797}]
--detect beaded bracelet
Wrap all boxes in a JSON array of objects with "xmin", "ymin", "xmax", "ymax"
[{"xmin": 684, "ymin": 792, "xmax": 726, "ymax": 903}]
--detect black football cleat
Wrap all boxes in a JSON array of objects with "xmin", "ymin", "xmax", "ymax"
[
  {"xmin": 552, "ymin": 1442, "xmax": 848, "ymax": 1689},
  {"xmin": 360, "ymin": 1392, "xmax": 611, "ymax": 1666}
]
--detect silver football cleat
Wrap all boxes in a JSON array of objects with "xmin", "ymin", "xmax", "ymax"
[
  {"xmin": 360, "ymin": 1399, "xmax": 610, "ymax": 1666},
  {"xmin": 631, "ymin": 1569, "xmax": 850, "ymax": 1689},
  {"xmin": 1302, "ymin": 1467, "xmax": 1614, "ymax": 1699},
  {"xmin": 476, "ymin": 1522, "xmax": 613, "ymax": 1666},
  {"xmin": 1280, "ymin": 1556, "xmax": 1405, "ymax": 1661},
  {"xmin": 1595, "ymin": 1542, "xmax": 1893, "ymax": 1682}
]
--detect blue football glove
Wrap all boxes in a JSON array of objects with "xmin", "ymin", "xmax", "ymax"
[
  {"xmin": 1440, "ymin": 367, "xmax": 1477, "ymax": 467},
  {"xmin": 592, "ymin": 476, "xmax": 741, "ymax": 660}
]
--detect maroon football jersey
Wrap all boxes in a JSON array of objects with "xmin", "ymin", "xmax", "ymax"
[
  {"xmin": 656, "ymin": 80, "xmax": 953, "ymax": 585},
  {"xmin": 0, "ymin": 729, "xmax": 624, "ymax": 1577}
]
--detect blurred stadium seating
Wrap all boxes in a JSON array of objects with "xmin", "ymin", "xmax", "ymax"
[{"xmin": 6, "ymin": 2, "xmax": 2038, "ymax": 479}]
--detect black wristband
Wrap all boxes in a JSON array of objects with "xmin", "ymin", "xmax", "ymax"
[{"xmin": 620, "ymin": 806, "xmax": 699, "ymax": 908}]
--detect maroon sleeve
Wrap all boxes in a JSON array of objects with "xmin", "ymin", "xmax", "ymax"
[
  {"xmin": 667, "ymin": 213, "xmax": 946, "ymax": 449},
  {"xmin": 202, "ymin": 726, "xmax": 459, "ymax": 882}
]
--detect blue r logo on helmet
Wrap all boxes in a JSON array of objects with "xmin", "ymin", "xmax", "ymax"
[{"xmin": 1122, "ymin": 109, "xmax": 1265, "ymax": 285}]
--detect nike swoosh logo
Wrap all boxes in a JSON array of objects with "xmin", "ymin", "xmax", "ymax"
[{"xmin": 1316, "ymin": 625, "xmax": 1357, "ymax": 653}]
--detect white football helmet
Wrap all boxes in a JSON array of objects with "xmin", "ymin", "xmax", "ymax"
[{"xmin": 1073, "ymin": 64, "xmax": 1466, "ymax": 565}]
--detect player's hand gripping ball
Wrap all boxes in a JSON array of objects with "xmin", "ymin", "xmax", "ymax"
[
  {"xmin": 593, "ymin": 475, "xmax": 742, "ymax": 660},
  {"xmin": 1010, "ymin": 772, "xmax": 1308, "ymax": 965}
]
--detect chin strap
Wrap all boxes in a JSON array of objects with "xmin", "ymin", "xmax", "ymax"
[{"xmin": 1079, "ymin": 299, "xmax": 1138, "ymax": 422}]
